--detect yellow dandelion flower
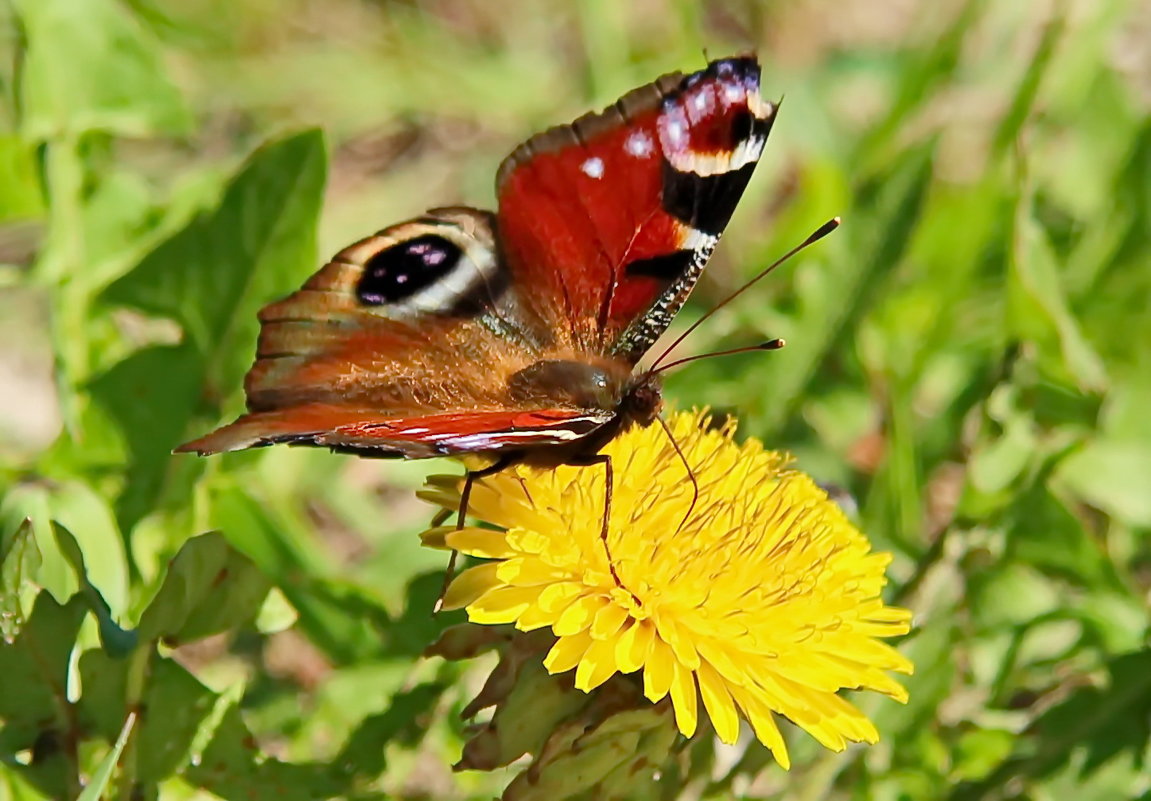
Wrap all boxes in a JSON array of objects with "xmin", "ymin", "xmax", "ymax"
[{"xmin": 419, "ymin": 410, "xmax": 913, "ymax": 769}]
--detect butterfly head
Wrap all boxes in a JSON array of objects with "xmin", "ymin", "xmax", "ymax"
[{"xmin": 619, "ymin": 370, "xmax": 664, "ymax": 430}]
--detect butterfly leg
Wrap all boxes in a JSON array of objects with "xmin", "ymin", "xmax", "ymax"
[
  {"xmin": 655, "ymin": 412, "xmax": 699, "ymax": 533},
  {"xmin": 434, "ymin": 453, "xmax": 519, "ymax": 613},
  {"xmin": 568, "ymin": 453, "xmax": 629, "ymax": 590}
]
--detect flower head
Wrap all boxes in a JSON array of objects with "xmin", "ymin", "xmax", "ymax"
[{"xmin": 420, "ymin": 410, "xmax": 912, "ymax": 768}]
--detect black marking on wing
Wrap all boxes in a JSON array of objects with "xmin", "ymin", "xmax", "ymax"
[
  {"xmin": 661, "ymin": 160, "xmax": 758, "ymax": 236},
  {"xmin": 624, "ymin": 250, "xmax": 694, "ymax": 280}
]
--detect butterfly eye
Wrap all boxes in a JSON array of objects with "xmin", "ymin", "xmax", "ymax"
[{"xmin": 357, "ymin": 234, "xmax": 463, "ymax": 306}]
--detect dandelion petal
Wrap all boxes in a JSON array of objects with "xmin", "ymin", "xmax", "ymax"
[
  {"xmin": 443, "ymin": 563, "xmax": 501, "ymax": 610},
  {"xmin": 545, "ymin": 631, "xmax": 592, "ymax": 674},
  {"xmin": 669, "ymin": 660, "xmax": 699, "ymax": 738},
  {"xmin": 698, "ymin": 662, "xmax": 740, "ymax": 744}
]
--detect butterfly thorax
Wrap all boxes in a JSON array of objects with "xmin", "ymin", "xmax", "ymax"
[
  {"xmin": 506, "ymin": 358, "xmax": 633, "ymax": 413},
  {"xmin": 506, "ymin": 358, "xmax": 662, "ymax": 444}
]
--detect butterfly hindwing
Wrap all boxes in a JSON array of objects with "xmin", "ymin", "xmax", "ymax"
[{"xmin": 178, "ymin": 405, "xmax": 612, "ymax": 457}]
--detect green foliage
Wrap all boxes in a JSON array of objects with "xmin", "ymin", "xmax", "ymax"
[{"xmin": 2, "ymin": 1, "xmax": 1149, "ymax": 799}]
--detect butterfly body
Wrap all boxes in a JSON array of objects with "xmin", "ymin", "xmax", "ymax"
[{"xmin": 178, "ymin": 56, "xmax": 775, "ymax": 467}]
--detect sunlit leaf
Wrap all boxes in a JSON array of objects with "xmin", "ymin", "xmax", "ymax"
[
  {"xmin": 103, "ymin": 130, "xmax": 327, "ymax": 402},
  {"xmin": 0, "ymin": 519, "xmax": 42, "ymax": 641},
  {"xmin": 137, "ymin": 532, "xmax": 271, "ymax": 645},
  {"xmin": 14, "ymin": 0, "xmax": 189, "ymax": 139}
]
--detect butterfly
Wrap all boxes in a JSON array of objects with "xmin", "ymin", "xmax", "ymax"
[{"xmin": 178, "ymin": 56, "xmax": 777, "ymax": 540}]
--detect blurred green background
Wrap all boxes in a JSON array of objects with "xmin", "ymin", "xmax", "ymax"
[{"xmin": 2, "ymin": 0, "xmax": 1150, "ymax": 799}]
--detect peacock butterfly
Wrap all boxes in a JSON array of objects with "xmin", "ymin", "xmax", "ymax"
[{"xmin": 178, "ymin": 56, "xmax": 778, "ymax": 524}]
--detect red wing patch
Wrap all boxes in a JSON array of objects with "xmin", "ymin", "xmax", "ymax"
[
  {"xmin": 496, "ymin": 56, "xmax": 776, "ymax": 362},
  {"xmin": 176, "ymin": 405, "xmax": 614, "ymax": 458}
]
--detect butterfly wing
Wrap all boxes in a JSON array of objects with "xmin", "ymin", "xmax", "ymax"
[
  {"xmin": 178, "ymin": 405, "xmax": 613, "ymax": 457},
  {"xmin": 179, "ymin": 57, "xmax": 775, "ymax": 459},
  {"xmin": 177, "ymin": 207, "xmax": 598, "ymax": 456},
  {"xmin": 495, "ymin": 56, "xmax": 777, "ymax": 364}
]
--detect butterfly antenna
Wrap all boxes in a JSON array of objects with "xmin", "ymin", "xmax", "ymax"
[
  {"xmin": 655, "ymin": 412, "xmax": 699, "ymax": 533},
  {"xmin": 649, "ymin": 216, "xmax": 840, "ymax": 372},
  {"xmin": 653, "ymin": 338, "xmax": 786, "ymax": 374}
]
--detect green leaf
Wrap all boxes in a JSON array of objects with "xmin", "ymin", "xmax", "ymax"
[
  {"xmin": 992, "ymin": 13, "xmax": 1065, "ymax": 154},
  {"xmin": 0, "ymin": 519, "xmax": 42, "ymax": 641},
  {"xmin": 967, "ymin": 410, "xmax": 1037, "ymax": 494},
  {"xmin": 184, "ymin": 703, "xmax": 341, "ymax": 801},
  {"xmin": 1055, "ymin": 439, "xmax": 1151, "ymax": 527},
  {"xmin": 206, "ymin": 482, "xmax": 390, "ymax": 664},
  {"xmin": 14, "ymin": 0, "xmax": 189, "ymax": 139},
  {"xmin": 103, "ymin": 130, "xmax": 327, "ymax": 404},
  {"xmin": 88, "ymin": 343, "xmax": 203, "ymax": 533},
  {"xmin": 79, "ymin": 650, "xmax": 218, "ymax": 784},
  {"xmin": 136, "ymin": 532, "xmax": 272, "ymax": 645},
  {"xmin": 0, "ymin": 135, "xmax": 45, "ymax": 223},
  {"xmin": 0, "ymin": 483, "xmax": 128, "ymax": 614},
  {"xmin": 0, "ymin": 593, "xmax": 88, "ymax": 799},
  {"xmin": 1007, "ymin": 480, "xmax": 1116, "ymax": 590},
  {"xmin": 76, "ymin": 711, "xmax": 135, "ymax": 801},
  {"xmin": 51, "ymin": 523, "xmax": 137, "ymax": 657},
  {"xmin": 950, "ymin": 650, "xmax": 1151, "ymax": 799},
  {"xmin": 1009, "ymin": 201, "xmax": 1108, "ymax": 392},
  {"xmin": 336, "ymin": 682, "xmax": 447, "ymax": 779}
]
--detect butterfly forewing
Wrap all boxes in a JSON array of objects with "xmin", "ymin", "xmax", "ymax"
[{"xmin": 495, "ymin": 56, "xmax": 776, "ymax": 363}]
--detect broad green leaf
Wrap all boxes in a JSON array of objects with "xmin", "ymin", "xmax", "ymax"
[
  {"xmin": 15, "ymin": 0, "xmax": 189, "ymax": 139},
  {"xmin": 43, "ymin": 485, "xmax": 130, "ymax": 617},
  {"xmin": 0, "ymin": 593, "xmax": 88, "ymax": 799},
  {"xmin": 969, "ymin": 564, "xmax": 1060, "ymax": 630},
  {"xmin": 0, "ymin": 519, "xmax": 42, "ymax": 641},
  {"xmin": 953, "ymin": 729, "xmax": 1016, "ymax": 782},
  {"xmin": 0, "ymin": 483, "xmax": 127, "ymax": 613},
  {"xmin": 51, "ymin": 523, "xmax": 137, "ymax": 657},
  {"xmin": 184, "ymin": 703, "xmax": 341, "ymax": 801},
  {"xmin": 79, "ymin": 650, "xmax": 218, "ymax": 784},
  {"xmin": 76, "ymin": 711, "xmax": 135, "ymax": 801},
  {"xmin": 206, "ymin": 482, "xmax": 391, "ymax": 664},
  {"xmin": 103, "ymin": 130, "xmax": 327, "ymax": 404},
  {"xmin": 255, "ymin": 587, "xmax": 298, "ymax": 634},
  {"xmin": 88, "ymin": 343, "xmax": 203, "ymax": 533},
  {"xmin": 967, "ymin": 412, "xmax": 1036, "ymax": 494},
  {"xmin": 950, "ymin": 650, "xmax": 1151, "ymax": 799},
  {"xmin": 1055, "ymin": 439, "xmax": 1151, "ymax": 527},
  {"xmin": 1006, "ymin": 480, "xmax": 1116, "ymax": 590},
  {"xmin": 0, "ymin": 135, "xmax": 45, "ymax": 222},
  {"xmin": 137, "ymin": 532, "xmax": 271, "ymax": 645},
  {"xmin": 335, "ymin": 682, "xmax": 447, "ymax": 778}
]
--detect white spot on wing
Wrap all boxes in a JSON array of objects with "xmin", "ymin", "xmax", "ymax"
[
  {"xmin": 580, "ymin": 156, "xmax": 605, "ymax": 179},
  {"xmin": 625, "ymin": 130, "xmax": 653, "ymax": 158},
  {"xmin": 679, "ymin": 227, "xmax": 719, "ymax": 253},
  {"xmin": 664, "ymin": 119, "xmax": 688, "ymax": 149}
]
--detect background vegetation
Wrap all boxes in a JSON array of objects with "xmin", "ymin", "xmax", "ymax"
[{"xmin": 2, "ymin": 0, "xmax": 1150, "ymax": 798}]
